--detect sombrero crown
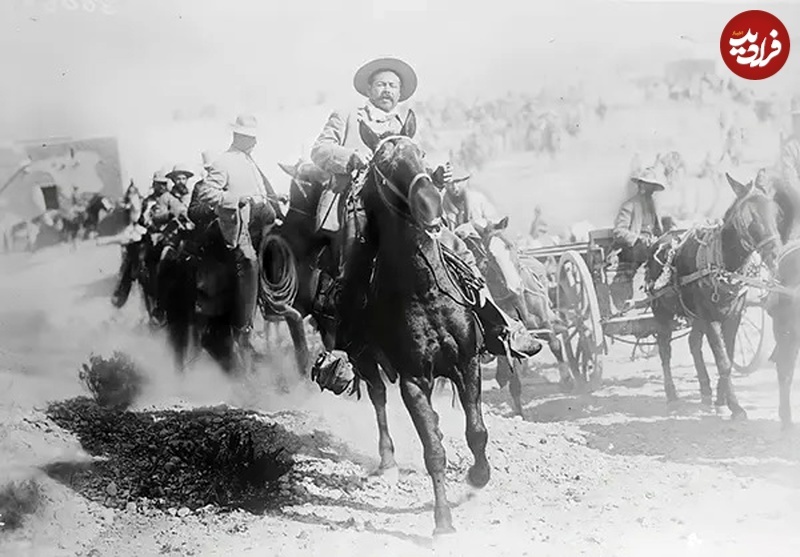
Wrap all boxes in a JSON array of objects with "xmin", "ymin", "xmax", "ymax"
[
  {"xmin": 631, "ymin": 166, "xmax": 666, "ymax": 191},
  {"xmin": 353, "ymin": 57, "xmax": 418, "ymax": 102}
]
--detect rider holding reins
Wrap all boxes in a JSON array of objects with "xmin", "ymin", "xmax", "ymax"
[{"xmin": 308, "ymin": 57, "xmax": 541, "ymax": 392}]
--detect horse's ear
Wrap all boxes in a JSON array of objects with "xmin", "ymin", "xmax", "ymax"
[
  {"xmin": 400, "ymin": 109, "xmax": 417, "ymax": 139},
  {"xmin": 277, "ymin": 162, "xmax": 297, "ymax": 178},
  {"xmin": 359, "ymin": 120, "xmax": 381, "ymax": 153},
  {"xmin": 725, "ymin": 172, "xmax": 750, "ymax": 198},
  {"xmin": 494, "ymin": 216, "xmax": 509, "ymax": 231}
]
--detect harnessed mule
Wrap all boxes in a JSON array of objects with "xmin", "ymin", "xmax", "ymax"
[
  {"xmin": 646, "ymin": 173, "xmax": 781, "ymax": 417},
  {"xmin": 332, "ymin": 110, "xmax": 492, "ymax": 535}
]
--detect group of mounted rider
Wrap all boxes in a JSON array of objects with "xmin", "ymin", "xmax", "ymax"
[
  {"xmin": 105, "ymin": 55, "xmax": 800, "ymax": 534},
  {"xmin": 111, "ymin": 56, "xmax": 545, "ymax": 387}
]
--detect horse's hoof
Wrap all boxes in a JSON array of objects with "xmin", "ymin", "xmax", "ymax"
[
  {"xmin": 666, "ymin": 394, "xmax": 679, "ymax": 405},
  {"xmin": 731, "ymin": 409, "xmax": 748, "ymax": 421},
  {"xmin": 372, "ymin": 465, "xmax": 399, "ymax": 486},
  {"xmin": 467, "ymin": 464, "xmax": 490, "ymax": 489},
  {"xmin": 781, "ymin": 421, "xmax": 794, "ymax": 433},
  {"xmin": 700, "ymin": 395, "xmax": 713, "ymax": 407},
  {"xmin": 433, "ymin": 525, "xmax": 457, "ymax": 537}
]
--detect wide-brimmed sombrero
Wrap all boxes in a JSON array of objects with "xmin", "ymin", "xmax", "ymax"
[
  {"xmin": 166, "ymin": 162, "xmax": 195, "ymax": 181},
  {"xmin": 631, "ymin": 166, "xmax": 666, "ymax": 191},
  {"xmin": 230, "ymin": 114, "xmax": 259, "ymax": 137},
  {"xmin": 152, "ymin": 170, "xmax": 170, "ymax": 184},
  {"xmin": 353, "ymin": 57, "xmax": 418, "ymax": 102}
]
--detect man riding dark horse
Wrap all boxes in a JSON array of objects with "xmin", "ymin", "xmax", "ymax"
[
  {"xmin": 308, "ymin": 57, "xmax": 540, "ymax": 391},
  {"xmin": 111, "ymin": 170, "xmax": 189, "ymax": 313},
  {"xmin": 188, "ymin": 114, "xmax": 279, "ymax": 355}
]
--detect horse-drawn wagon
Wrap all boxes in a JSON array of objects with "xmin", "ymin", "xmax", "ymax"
[{"xmin": 517, "ymin": 226, "xmax": 771, "ymax": 390}]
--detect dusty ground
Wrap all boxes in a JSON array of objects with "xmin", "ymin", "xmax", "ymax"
[{"xmin": 0, "ymin": 233, "xmax": 799, "ymax": 557}]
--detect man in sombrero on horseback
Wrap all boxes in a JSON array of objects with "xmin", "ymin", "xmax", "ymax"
[{"xmin": 308, "ymin": 56, "xmax": 540, "ymax": 393}]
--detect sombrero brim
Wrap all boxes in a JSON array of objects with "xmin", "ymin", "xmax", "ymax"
[
  {"xmin": 353, "ymin": 57, "xmax": 418, "ymax": 102},
  {"xmin": 632, "ymin": 178, "xmax": 665, "ymax": 191},
  {"xmin": 166, "ymin": 170, "xmax": 194, "ymax": 180},
  {"xmin": 231, "ymin": 124, "xmax": 258, "ymax": 137}
]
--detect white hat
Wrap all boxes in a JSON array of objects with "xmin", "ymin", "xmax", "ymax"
[{"xmin": 230, "ymin": 114, "xmax": 259, "ymax": 137}]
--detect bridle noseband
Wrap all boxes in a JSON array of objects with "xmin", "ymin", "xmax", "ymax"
[
  {"xmin": 727, "ymin": 188, "xmax": 780, "ymax": 261},
  {"xmin": 369, "ymin": 134, "xmax": 443, "ymax": 237}
]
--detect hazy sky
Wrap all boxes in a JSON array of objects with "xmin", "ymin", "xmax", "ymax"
[{"xmin": 0, "ymin": 0, "xmax": 797, "ymax": 143}]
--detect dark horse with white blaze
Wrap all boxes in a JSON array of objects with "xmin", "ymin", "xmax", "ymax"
[
  {"xmin": 457, "ymin": 217, "xmax": 571, "ymax": 415},
  {"xmin": 646, "ymin": 173, "xmax": 781, "ymax": 417},
  {"xmin": 334, "ymin": 111, "xmax": 493, "ymax": 535}
]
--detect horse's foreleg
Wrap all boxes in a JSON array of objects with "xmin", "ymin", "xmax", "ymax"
[
  {"xmin": 688, "ymin": 320, "xmax": 712, "ymax": 405},
  {"xmin": 706, "ymin": 320, "xmax": 747, "ymax": 419},
  {"xmin": 454, "ymin": 357, "xmax": 490, "ymax": 489},
  {"xmin": 656, "ymin": 318, "xmax": 677, "ymax": 402},
  {"xmin": 362, "ymin": 357, "xmax": 397, "ymax": 473},
  {"xmin": 399, "ymin": 375, "xmax": 454, "ymax": 535}
]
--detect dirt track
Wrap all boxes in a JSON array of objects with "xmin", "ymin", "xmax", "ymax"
[{"xmin": 1, "ymin": 236, "xmax": 799, "ymax": 556}]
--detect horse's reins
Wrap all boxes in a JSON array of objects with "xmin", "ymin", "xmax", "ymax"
[{"xmin": 367, "ymin": 136, "xmax": 476, "ymax": 308}]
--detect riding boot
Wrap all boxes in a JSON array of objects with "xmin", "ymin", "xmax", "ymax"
[
  {"xmin": 233, "ymin": 248, "xmax": 259, "ymax": 333},
  {"xmin": 475, "ymin": 289, "xmax": 542, "ymax": 359},
  {"xmin": 112, "ymin": 243, "xmax": 137, "ymax": 308}
]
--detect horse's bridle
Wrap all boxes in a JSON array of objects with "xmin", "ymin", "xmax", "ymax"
[
  {"xmin": 369, "ymin": 134, "xmax": 444, "ymax": 237},
  {"xmin": 726, "ymin": 188, "xmax": 781, "ymax": 262}
]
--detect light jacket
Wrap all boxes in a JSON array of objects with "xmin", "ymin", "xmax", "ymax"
[{"xmin": 613, "ymin": 192, "xmax": 662, "ymax": 248}]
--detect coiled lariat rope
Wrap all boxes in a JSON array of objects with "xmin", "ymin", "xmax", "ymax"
[{"xmin": 257, "ymin": 233, "xmax": 299, "ymax": 316}]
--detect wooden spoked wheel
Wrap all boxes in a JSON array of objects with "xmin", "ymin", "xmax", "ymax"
[{"xmin": 556, "ymin": 251, "xmax": 604, "ymax": 390}]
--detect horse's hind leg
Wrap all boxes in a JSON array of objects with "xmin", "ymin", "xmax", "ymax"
[
  {"xmin": 361, "ymin": 356, "xmax": 397, "ymax": 473},
  {"xmin": 688, "ymin": 320, "xmax": 713, "ymax": 405},
  {"xmin": 547, "ymin": 333, "xmax": 573, "ymax": 392},
  {"xmin": 454, "ymin": 357, "xmax": 490, "ymax": 489},
  {"xmin": 400, "ymin": 374, "xmax": 455, "ymax": 535},
  {"xmin": 285, "ymin": 313, "xmax": 310, "ymax": 376},
  {"xmin": 509, "ymin": 360, "xmax": 524, "ymax": 417},
  {"xmin": 772, "ymin": 309, "xmax": 799, "ymax": 430},
  {"xmin": 706, "ymin": 320, "xmax": 747, "ymax": 419}
]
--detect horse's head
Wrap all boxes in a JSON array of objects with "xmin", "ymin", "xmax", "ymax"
[
  {"xmin": 358, "ymin": 110, "xmax": 443, "ymax": 236},
  {"xmin": 278, "ymin": 159, "xmax": 329, "ymax": 219},
  {"xmin": 723, "ymin": 172, "xmax": 782, "ymax": 271}
]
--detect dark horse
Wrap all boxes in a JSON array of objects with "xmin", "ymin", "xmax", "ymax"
[
  {"xmin": 457, "ymin": 217, "xmax": 571, "ymax": 416},
  {"xmin": 157, "ymin": 194, "xmax": 318, "ymax": 377},
  {"xmin": 765, "ymin": 176, "xmax": 800, "ymax": 430},
  {"xmin": 646, "ymin": 173, "xmax": 781, "ymax": 418},
  {"xmin": 335, "ymin": 111, "xmax": 492, "ymax": 535},
  {"xmin": 272, "ymin": 160, "xmax": 340, "ymax": 362}
]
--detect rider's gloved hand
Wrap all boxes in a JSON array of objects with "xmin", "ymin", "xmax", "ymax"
[
  {"xmin": 432, "ymin": 162, "xmax": 453, "ymax": 188},
  {"xmin": 347, "ymin": 150, "xmax": 370, "ymax": 173}
]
